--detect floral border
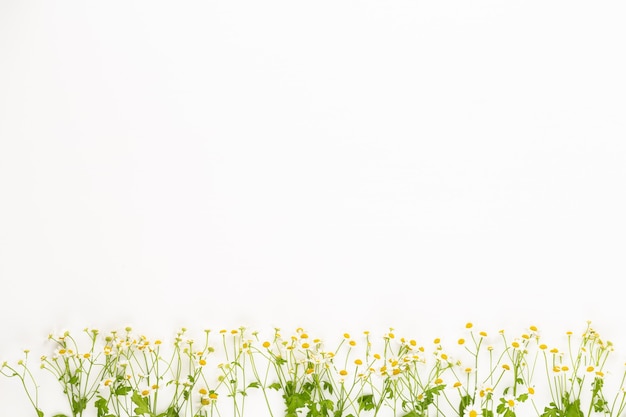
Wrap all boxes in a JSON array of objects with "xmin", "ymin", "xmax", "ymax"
[{"xmin": 2, "ymin": 322, "xmax": 624, "ymax": 417}]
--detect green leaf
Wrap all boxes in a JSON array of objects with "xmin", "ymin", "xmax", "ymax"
[
  {"xmin": 72, "ymin": 397, "xmax": 87, "ymax": 414},
  {"xmin": 458, "ymin": 394, "xmax": 472, "ymax": 417},
  {"xmin": 131, "ymin": 392, "xmax": 152, "ymax": 416},
  {"xmin": 285, "ymin": 391, "xmax": 310, "ymax": 413},
  {"xmin": 320, "ymin": 399, "xmax": 334, "ymax": 413},
  {"xmin": 157, "ymin": 409, "xmax": 180, "ymax": 417},
  {"xmin": 322, "ymin": 381, "xmax": 333, "ymax": 394},
  {"xmin": 540, "ymin": 404, "xmax": 560, "ymax": 417},
  {"xmin": 564, "ymin": 400, "xmax": 583, "ymax": 417},
  {"xmin": 247, "ymin": 381, "xmax": 261, "ymax": 389},
  {"xmin": 115, "ymin": 386, "xmax": 132, "ymax": 396},
  {"xmin": 357, "ymin": 394, "xmax": 375, "ymax": 411},
  {"xmin": 95, "ymin": 396, "xmax": 109, "ymax": 417},
  {"xmin": 269, "ymin": 382, "xmax": 281, "ymax": 391}
]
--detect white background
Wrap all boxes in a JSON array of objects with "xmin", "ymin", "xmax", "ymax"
[{"xmin": 1, "ymin": 0, "xmax": 626, "ymax": 414}]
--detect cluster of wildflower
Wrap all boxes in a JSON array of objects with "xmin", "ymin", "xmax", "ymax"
[{"xmin": 2, "ymin": 322, "xmax": 626, "ymax": 417}]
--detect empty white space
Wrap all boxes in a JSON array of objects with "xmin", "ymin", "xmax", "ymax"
[{"xmin": 1, "ymin": 1, "xmax": 626, "ymax": 412}]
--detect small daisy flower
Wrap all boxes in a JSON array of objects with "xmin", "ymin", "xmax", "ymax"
[
  {"xmin": 463, "ymin": 406, "xmax": 482, "ymax": 417},
  {"xmin": 503, "ymin": 395, "xmax": 516, "ymax": 410},
  {"xmin": 139, "ymin": 386, "xmax": 151, "ymax": 397}
]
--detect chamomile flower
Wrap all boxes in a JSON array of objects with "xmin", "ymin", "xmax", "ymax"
[
  {"xmin": 503, "ymin": 395, "xmax": 516, "ymax": 410},
  {"xmin": 139, "ymin": 385, "xmax": 151, "ymax": 397},
  {"xmin": 463, "ymin": 406, "xmax": 482, "ymax": 417}
]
